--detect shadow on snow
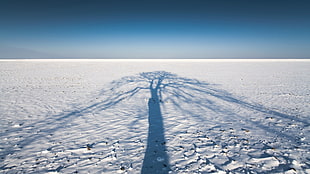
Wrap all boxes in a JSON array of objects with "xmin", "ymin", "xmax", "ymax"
[{"xmin": 1, "ymin": 71, "xmax": 309, "ymax": 173}]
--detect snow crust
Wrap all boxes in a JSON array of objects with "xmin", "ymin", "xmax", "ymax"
[{"xmin": 0, "ymin": 60, "xmax": 309, "ymax": 173}]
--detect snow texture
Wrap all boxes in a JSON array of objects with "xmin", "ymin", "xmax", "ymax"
[{"xmin": 0, "ymin": 60, "xmax": 309, "ymax": 173}]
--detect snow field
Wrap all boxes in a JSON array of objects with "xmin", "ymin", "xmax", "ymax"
[{"xmin": 0, "ymin": 60, "xmax": 309, "ymax": 173}]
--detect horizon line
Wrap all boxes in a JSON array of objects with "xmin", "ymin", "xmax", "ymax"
[
  {"xmin": 0, "ymin": 57, "xmax": 309, "ymax": 59},
  {"xmin": 1, "ymin": 58, "xmax": 309, "ymax": 62}
]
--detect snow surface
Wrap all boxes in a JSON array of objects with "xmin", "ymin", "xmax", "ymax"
[{"xmin": 0, "ymin": 59, "xmax": 309, "ymax": 173}]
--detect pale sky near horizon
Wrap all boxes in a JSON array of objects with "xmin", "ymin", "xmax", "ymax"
[{"xmin": 0, "ymin": 0, "xmax": 310, "ymax": 59}]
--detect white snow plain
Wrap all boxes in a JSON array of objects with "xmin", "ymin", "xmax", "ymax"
[{"xmin": 0, "ymin": 59, "xmax": 309, "ymax": 173}]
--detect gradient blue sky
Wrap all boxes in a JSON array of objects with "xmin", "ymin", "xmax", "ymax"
[{"xmin": 0, "ymin": 0, "xmax": 310, "ymax": 58}]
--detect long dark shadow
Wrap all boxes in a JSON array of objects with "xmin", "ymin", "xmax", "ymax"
[
  {"xmin": 141, "ymin": 79, "xmax": 170, "ymax": 174},
  {"xmin": 2, "ymin": 71, "xmax": 307, "ymax": 173}
]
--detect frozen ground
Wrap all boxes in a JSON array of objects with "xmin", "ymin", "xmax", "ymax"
[{"xmin": 0, "ymin": 59, "xmax": 309, "ymax": 173}]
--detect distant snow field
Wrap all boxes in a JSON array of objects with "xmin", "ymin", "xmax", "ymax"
[{"xmin": 0, "ymin": 59, "xmax": 309, "ymax": 173}]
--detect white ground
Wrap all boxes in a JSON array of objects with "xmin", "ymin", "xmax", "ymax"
[{"xmin": 0, "ymin": 59, "xmax": 309, "ymax": 173}]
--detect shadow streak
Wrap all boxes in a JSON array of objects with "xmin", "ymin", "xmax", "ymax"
[
  {"xmin": 1, "ymin": 71, "xmax": 308, "ymax": 173},
  {"xmin": 141, "ymin": 79, "xmax": 170, "ymax": 173}
]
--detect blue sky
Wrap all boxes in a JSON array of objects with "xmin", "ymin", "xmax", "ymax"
[{"xmin": 0, "ymin": 0, "xmax": 309, "ymax": 58}]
